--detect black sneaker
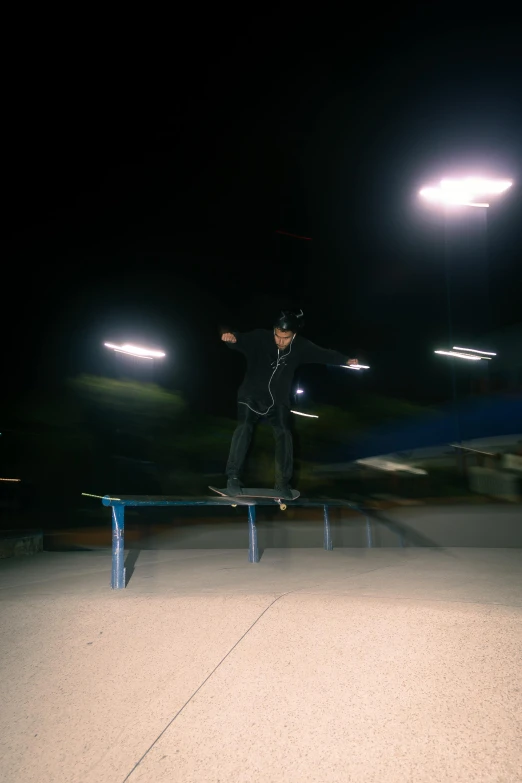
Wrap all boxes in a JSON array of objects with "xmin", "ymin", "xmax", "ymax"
[
  {"xmin": 274, "ymin": 484, "xmax": 293, "ymax": 501},
  {"xmin": 226, "ymin": 476, "xmax": 242, "ymax": 495}
]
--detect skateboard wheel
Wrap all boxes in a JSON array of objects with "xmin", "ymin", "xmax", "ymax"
[{"xmin": 280, "ymin": 503, "xmax": 287, "ymax": 511}]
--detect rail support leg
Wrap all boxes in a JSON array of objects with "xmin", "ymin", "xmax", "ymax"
[
  {"xmin": 248, "ymin": 505, "xmax": 259, "ymax": 563},
  {"xmin": 111, "ymin": 504, "xmax": 126, "ymax": 589},
  {"xmin": 366, "ymin": 517, "xmax": 373, "ymax": 548},
  {"xmin": 323, "ymin": 504, "xmax": 333, "ymax": 550}
]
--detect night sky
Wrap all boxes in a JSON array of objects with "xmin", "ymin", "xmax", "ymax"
[{"xmin": 3, "ymin": 11, "xmax": 522, "ymax": 416}]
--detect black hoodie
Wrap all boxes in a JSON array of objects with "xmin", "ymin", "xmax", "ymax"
[{"xmin": 226, "ymin": 329, "xmax": 348, "ymax": 408}]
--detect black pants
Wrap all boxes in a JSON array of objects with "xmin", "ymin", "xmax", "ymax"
[{"xmin": 226, "ymin": 403, "xmax": 293, "ymax": 485}]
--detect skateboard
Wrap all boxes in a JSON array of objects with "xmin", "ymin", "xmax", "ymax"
[{"xmin": 209, "ymin": 486, "xmax": 300, "ymax": 510}]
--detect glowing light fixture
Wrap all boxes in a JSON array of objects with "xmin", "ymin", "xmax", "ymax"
[
  {"xmin": 453, "ymin": 346, "xmax": 496, "ymax": 356},
  {"xmin": 104, "ymin": 342, "xmax": 166, "ymax": 359},
  {"xmin": 419, "ymin": 177, "xmax": 512, "ymax": 208},
  {"xmin": 435, "ymin": 350, "xmax": 482, "ymax": 361}
]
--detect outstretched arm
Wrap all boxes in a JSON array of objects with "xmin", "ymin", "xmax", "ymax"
[
  {"xmin": 298, "ymin": 337, "xmax": 358, "ymax": 367},
  {"xmin": 221, "ymin": 330, "xmax": 258, "ymax": 354}
]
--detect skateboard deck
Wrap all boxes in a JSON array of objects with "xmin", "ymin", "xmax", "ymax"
[{"xmin": 209, "ymin": 486, "xmax": 300, "ymax": 502}]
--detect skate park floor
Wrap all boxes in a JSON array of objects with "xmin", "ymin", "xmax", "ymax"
[{"xmin": 1, "ymin": 545, "xmax": 521, "ymax": 782}]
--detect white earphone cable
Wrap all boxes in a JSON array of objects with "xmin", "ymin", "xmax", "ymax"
[{"xmin": 239, "ymin": 332, "xmax": 296, "ymax": 416}]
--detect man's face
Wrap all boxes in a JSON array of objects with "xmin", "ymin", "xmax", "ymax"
[{"xmin": 274, "ymin": 328, "xmax": 294, "ymax": 349}]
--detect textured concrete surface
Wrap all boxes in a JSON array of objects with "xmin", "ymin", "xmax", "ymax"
[{"xmin": 1, "ymin": 547, "xmax": 521, "ymax": 783}]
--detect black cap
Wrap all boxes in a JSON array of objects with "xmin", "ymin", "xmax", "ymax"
[{"xmin": 274, "ymin": 310, "xmax": 304, "ymax": 332}]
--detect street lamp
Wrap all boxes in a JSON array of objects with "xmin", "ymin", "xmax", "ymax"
[
  {"xmin": 452, "ymin": 346, "xmax": 496, "ymax": 357},
  {"xmin": 419, "ymin": 177, "xmax": 512, "ymax": 209},
  {"xmin": 435, "ymin": 347, "xmax": 495, "ymax": 362},
  {"xmin": 291, "ymin": 387, "xmax": 322, "ymax": 416},
  {"xmin": 418, "ymin": 174, "xmax": 512, "ymax": 441},
  {"xmin": 104, "ymin": 341, "xmax": 166, "ymax": 381},
  {"xmin": 104, "ymin": 342, "xmax": 166, "ymax": 359},
  {"xmin": 435, "ymin": 350, "xmax": 482, "ymax": 361}
]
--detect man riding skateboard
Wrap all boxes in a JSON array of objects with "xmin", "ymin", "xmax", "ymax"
[{"xmin": 222, "ymin": 310, "xmax": 358, "ymax": 499}]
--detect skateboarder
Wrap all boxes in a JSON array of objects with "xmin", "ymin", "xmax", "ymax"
[{"xmin": 221, "ymin": 310, "xmax": 358, "ymax": 499}]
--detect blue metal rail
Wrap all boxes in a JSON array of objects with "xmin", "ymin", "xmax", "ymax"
[{"xmin": 101, "ymin": 495, "xmax": 401, "ymax": 590}]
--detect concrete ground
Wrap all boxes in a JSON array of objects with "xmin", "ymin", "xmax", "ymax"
[{"xmin": 0, "ymin": 546, "xmax": 521, "ymax": 783}]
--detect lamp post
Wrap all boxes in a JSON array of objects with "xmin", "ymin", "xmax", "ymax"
[{"xmin": 418, "ymin": 176, "xmax": 512, "ymax": 440}]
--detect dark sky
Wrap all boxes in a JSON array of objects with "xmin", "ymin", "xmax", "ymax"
[{"xmin": 3, "ymin": 10, "xmax": 522, "ymax": 414}]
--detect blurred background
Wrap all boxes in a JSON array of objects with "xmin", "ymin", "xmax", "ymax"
[{"xmin": 1, "ymin": 10, "xmax": 521, "ymax": 549}]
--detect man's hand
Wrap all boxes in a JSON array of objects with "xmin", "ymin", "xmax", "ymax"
[
  {"xmin": 221, "ymin": 332, "xmax": 237, "ymax": 343},
  {"xmin": 346, "ymin": 358, "xmax": 358, "ymax": 366}
]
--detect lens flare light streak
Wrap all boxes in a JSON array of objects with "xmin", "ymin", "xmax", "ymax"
[
  {"xmin": 104, "ymin": 342, "xmax": 166, "ymax": 359},
  {"xmin": 419, "ymin": 177, "xmax": 512, "ymax": 208},
  {"xmin": 291, "ymin": 410, "xmax": 319, "ymax": 418},
  {"xmin": 356, "ymin": 457, "xmax": 427, "ymax": 476},
  {"xmin": 111, "ymin": 348, "xmax": 153, "ymax": 360},
  {"xmin": 435, "ymin": 350, "xmax": 482, "ymax": 361},
  {"xmin": 356, "ymin": 458, "xmax": 427, "ymax": 475},
  {"xmin": 453, "ymin": 346, "xmax": 496, "ymax": 356}
]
